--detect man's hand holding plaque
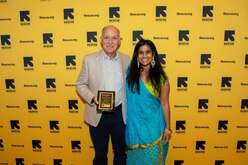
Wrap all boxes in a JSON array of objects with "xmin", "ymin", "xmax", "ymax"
[{"xmin": 96, "ymin": 90, "xmax": 115, "ymax": 113}]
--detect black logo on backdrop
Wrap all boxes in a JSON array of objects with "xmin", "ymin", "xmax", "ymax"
[
  {"xmin": 109, "ymin": 7, "xmax": 120, "ymax": 22},
  {"xmin": 5, "ymin": 79, "xmax": 15, "ymax": 92},
  {"xmin": 174, "ymin": 160, "xmax": 184, "ymax": 165},
  {"xmin": 158, "ymin": 53, "xmax": 166, "ymax": 65},
  {"xmin": 221, "ymin": 77, "xmax": 232, "ymax": 91},
  {"xmin": 198, "ymin": 99, "xmax": 208, "ymax": 112},
  {"xmin": 241, "ymin": 99, "xmax": 248, "ymax": 112},
  {"xmin": 50, "ymin": 120, "xmax": 60, "ymax": 133},
  {"xmin": 87, "ymin": 32, "xmax": 97, "ymax": 42},
  {"xmin": 27, "ymin": 100, "xmax": 38, "ymax": 113},
  {"xmin": 23, "ymin": 56, "xmax": 34, "ymax": 70},
  {"xmin": 109, "ymin": 7, "xmax": 120, "ymax": 18},
  {"xmin": 71, "ymin": 140, "xmax": 81, "ymax": 152},
  {"xmin": 69, "ymin": 100, "xmax": 78, "ymax": 113},
  {"xmin": 0, "ymin": 139, "xmax": 4, "ymax": 151},
  {"xmin": 1, "ymin": 34, "xmax": 11, "ymax": 49},
  {"xmin": 132, "ymin": 30, "xmax": 143, "ymax": 45},
  {"xmin": 54, "ymin": 159, "xmax": 62, "ymax": 165},
  {"xmin": 43, "ymin": 33, "xmax": 53, "ymax": 48},
  {"xmin": 32, "ymin": 140, "xmax": 42, "ymax": 152},
  {"xmin": 16, "ymin": 158, "xmax": 25, "ymax": 165},
  {"xmin": 0, "ymin": 139, "xmax": 3, "ymax": 147},
  {"xmin": 156, "ymin": 6, "xmax": 166, "ymax": 17},
  {"xmin": 200, "ymin": 54, "xmax": 211, "ymax": 68},
  {"xmin": 64, "ymin": 8, "xmax": 74, "ymax": 23},
  {"xmin": 215, "ymin": 160, "xmax": 224, "ymax": 165},
  {"xmin": 156, "ymin": 6, "xmax": 166, "ymax": 21},
  {"xmin": 245, "ymin": 54, "xmax": 248, "ymax": 68},
  {"xmin": 177, "ymin": 77, "xmax": 188, "ymax": 91},
  {"xmin": 10, "ymin": 120, "xmax": 20, "ymax": 133},
  {"xmin": 5, "ymin": 79, "xmax": 15, "ymax": 88},
  {"xmin": 87, "ymin": 31, "xmax": 97, "ymax": 47},
  {"xmin": 224, "ymin": 30, "xmax": 235, "ymax": 45},
  {"xmin": 195, "ymin": 140, "xmax": 206, "ymax": 153},
  {"xmin": 176, "ymin": 120, "xmax": 186, "ymax": 133},
  {"xmin": 46, "ymin": 78, "xmax": 56, "ymax": 92},
  {"xmin": 20, "ymin": 10, "xmax": 30, "ymax": 25},
  {"xmin": 66, "ymin": 55, "xmax": 76, "ymax": 70},
  {"xmin": 218, "ymin": 120, "xmax": 228, "ymax": 133},
  {"xmin": 236, "ymin": 140, "xmax": 247, "ymax": 153},
  {"xmin": 202, "ymin": 6, "xmax": 213, "ymax": 21},
  {"xmin": 178, "ymin": 30, "xmax": 189, "ymax": 45}
]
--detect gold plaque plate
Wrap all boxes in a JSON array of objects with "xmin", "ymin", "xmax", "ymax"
[{"xmin": 97, "ymin": 91, "xmax": 115, "ymax": 113}]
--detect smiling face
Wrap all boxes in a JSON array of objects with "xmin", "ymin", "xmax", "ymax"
[
  {"xmin": 100, "ymin": 26, "xmax": 121, "ymax": 58},
  {"xmin": 137, "ymin": 44, "xmax": 153, "ymax": 67}
]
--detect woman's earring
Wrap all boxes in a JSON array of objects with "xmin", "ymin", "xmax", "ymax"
[
  {"xmin": 137, "ymin": 60, "xmax": 140, "ymax": 68},
  {"xmin": 151, "ymin": 57, "xmax": 155, "ymax": 68}
]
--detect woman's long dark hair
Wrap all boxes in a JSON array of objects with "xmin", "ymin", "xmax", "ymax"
[{"xmin": 127, "ymin": 39, "xmax": 168, "ymax": 94}]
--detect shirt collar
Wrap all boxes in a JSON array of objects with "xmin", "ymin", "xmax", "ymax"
[{"xmin": 101, "ymin": 50, "xmax": 120, "ymax": 61}]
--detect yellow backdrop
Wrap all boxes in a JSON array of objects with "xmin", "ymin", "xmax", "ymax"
[{"xmin": 0, "ymin": 0, "xmax": 248, "ymax": 165}]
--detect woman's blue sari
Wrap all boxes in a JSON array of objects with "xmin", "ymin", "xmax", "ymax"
[{"xmin": 126, "ymin": 79, "xmax": 169, "ymax": 165}]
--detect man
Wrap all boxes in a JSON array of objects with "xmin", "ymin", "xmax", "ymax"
[{"xmin": 76, "ymin": 25, "xmax": 130, "ymax": 165}]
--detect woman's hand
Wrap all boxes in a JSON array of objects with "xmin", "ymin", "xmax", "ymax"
[{"xmin": 163, "ymin": 128, "xmax": 172, "ymax": 143}]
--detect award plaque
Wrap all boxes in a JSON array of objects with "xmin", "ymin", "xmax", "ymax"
[{"xmin": 97, "ymin": 90, "xmax": 115, "ymax": 113}]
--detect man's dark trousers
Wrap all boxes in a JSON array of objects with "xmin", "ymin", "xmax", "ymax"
[{"xmin": 89, "ymin": 104, "xmax": 126, "ymax": 165}]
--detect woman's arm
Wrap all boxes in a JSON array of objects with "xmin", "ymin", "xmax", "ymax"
[{"xmin": 160, "ymin": 82, "xmax": 172, "ymax": 142}]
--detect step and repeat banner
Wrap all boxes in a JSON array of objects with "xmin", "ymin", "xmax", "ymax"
[{"xmin": 0, "ymin": 0, "xmax": 248, "ymax": 165}]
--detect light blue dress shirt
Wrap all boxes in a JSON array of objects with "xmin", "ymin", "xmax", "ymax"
[{"xmin": 101, "ymin": 52, "xmax": 124, "ymax": 107}]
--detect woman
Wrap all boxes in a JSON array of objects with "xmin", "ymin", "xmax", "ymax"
[{"xmin": 126, "ymin": 39, "xmax": 172, "ymax": 165}]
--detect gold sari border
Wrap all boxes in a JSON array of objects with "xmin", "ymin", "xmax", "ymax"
[{"xmin": 127, "ymin": 134, "xmax": 163, "ymax": 150}]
